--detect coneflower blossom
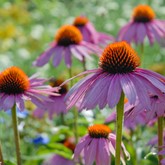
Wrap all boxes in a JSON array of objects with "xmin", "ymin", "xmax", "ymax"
[
  {"xmin": 74, "ymin": 124, "xmax": 130, "ymax": 165},
  {"xmin": 63, "ymin": 41, "xmax": 165, "ymax": 111},
  {"xmin": 43, "ymin": 139, "xmax": 75, "ymax": 165},
  {"xmin": 73, "ymin": 16, "xmax": 114, "ymax": 45},
  {"xmin": 148, "ymin": 131, "xmax": 165, "ymax": 147},
  {"xmin": 0, "ymin": 66, "xmax": 58, "ymax": 111},
  {"xmin": 34, "ymin": 25, "xmax": 101, "ymax": 68},
  {"xmin": 33, "ymin": 78, "xmax": 68, "ymax": 119},
  {"xmin": 118, "ymin": 5, "xmax": 165, "ymax": 45},
  {"xmin": 105, "ymin": 105, "xmax": 146, "ymax": 130},
  {"xmin": 124, "ymin": 94, "xmax": 165, "ymax": 122}
]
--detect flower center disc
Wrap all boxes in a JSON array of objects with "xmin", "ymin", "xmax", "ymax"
[
  {"xmin": 99, "ymin": 41, "xmax": 140, "ymax": 74},
  {"xmin": 55, "ymin": 25, "xmax": 83, "ymax": 46},
  {"xmin": 0, "ymin": 66, "xmax": 30, "ymax": 95},
  {"xmin": 88, "ymin": 124, "xmax": 111, "ymax": 138},
  {"xmin": 132, "ymin": 5, "xmax": 155, "ymax": 23},
  {"xmin": 73, "ymin": 16, "xmax": 89, "ymax": 27},
  {"xmin": 49, "ymin": 78, "xmax": 67, "ymax": 94}
]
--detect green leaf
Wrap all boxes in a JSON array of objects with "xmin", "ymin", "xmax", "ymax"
[{"xmin": 37, "ymin": 143, "xmax": 73, "ymax": 159}]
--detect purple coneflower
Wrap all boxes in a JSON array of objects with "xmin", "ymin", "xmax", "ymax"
[
  {"xmin": 63, "ymin": 41, "xmax": 165, "ymax": 111},
  {"xmin": 33, "ymin": 25, "xmax": 101, "ymax": 68},
  {"xmin": 33, "ymin": 78, "xmax": 68, "ymax": 119},
  {"xmin": 118, "ymin": 5, "xmax": 165, "ymax": 45},
  {"xmin": 148, "ymin": 131, "xmax": 165, "ymax": 148},
  {"xmin": 0, "ymin": 66, "xmax": 58, "ymax": 111},
  {"xmin": 74, "ymin": 124, "xmax": 130, "ymax": 165},
  {"xmin": 105, "ymin": 101, "xmax": 146, "ymax": 130},
  {"xmin": 125, "ymin": 94, "xmax": 165, "ymax": 122},
  {"xmin": 73, "ymin": 16, "xmax": 114, "ymax": 45}
]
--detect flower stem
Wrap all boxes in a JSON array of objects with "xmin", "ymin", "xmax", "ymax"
[
  {"xmin": 158, "ymin": 116, "xmax": 164, "ymax": 165},
  {"xmin": 68, "ymin": 68, "xmax": 78, "ymax": 144},
  {"xmin": 115, "ymin": 91, "xmax": 124, "ymax": 165},
  {"xmin": 140, "ymin": 43, "xmax": 144, "ymax": 67},
  {"xmin": 60, "ymin": 113, "xmax": 65, "ymax": 125},
  {"xmin": 82, "ymin": 56, "xmax": 87, "ymax": 71},
  {"xmin": 12, "ymin": 105, "xmax": 21, "ymax": 165},
  {"xmin": 0, "ymin": 140, "xmax": 4, "ymax": 165}
]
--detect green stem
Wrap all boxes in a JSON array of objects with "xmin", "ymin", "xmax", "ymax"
[
  {"xmin": 115, "ymin": 92, "xmax": 125, "ymax": 165},
  {"xmin": 73, "ymin": 107, "xmax": 78, "ymax": 144},
  {"xmin": 158, "ymin": 116, "xmax": 164, "ymax": 165},
  {"xmin": 140, "ymin": 43, "xmax": 144, "ymax": 67},
  {"xmin": 68, "ymin": 68, "xmax": 78, "ymax": 144},
  {"xmin": 0, "ymin": 140, "xmax": 4, "ymax": 165},
  {"xmin": 82, "ymin": 56, "xmax": 87, "ymax": 71},
  {"xmin": 60, "ymin": 113, "xmax": 65, "ymax": 125},
  {"xmin": 12, "ymin": 105, "xmax": 21, "ymax": 165}
]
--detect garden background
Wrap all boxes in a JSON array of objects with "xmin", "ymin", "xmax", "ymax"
[{"xmin": 0, "ymin": 0, "xmax": 165, "ymax": 164}]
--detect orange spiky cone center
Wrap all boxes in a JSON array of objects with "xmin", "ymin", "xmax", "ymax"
[
  {"xmin": 55, "ymin": 25, "xmax": 83, "ymax": 46},
  {"xmin": 0, "ymin": 66, "xmax": 30, "ymax": 95},
  {"xmin": 88, "ymin": 124, "xmax": 111, "ymax": 138},
  {"xmin": 73, "ymin": 16, "xmax": 89, "ymax": 26},
  {"xmin": 132, "ymin": 5, "xmax": 155, "ymax": 22},
  {"xmin": 99, "ymin": 41, "xmax": 140, "ymax": 74}
]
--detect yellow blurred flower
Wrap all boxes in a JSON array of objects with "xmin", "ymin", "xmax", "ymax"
[
  {"xmin": 0, "ymin": 4, "xmax": 31, "ymax": 24},
  {"xmin": 0, "ymin": 23, "xmax": 17, "ymax": 40}
]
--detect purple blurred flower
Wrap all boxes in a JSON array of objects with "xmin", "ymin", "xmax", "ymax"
[
  {"xmin": 43, "ymin": 155, "xmax": 75, "ymax": 165},
  {"xmin": 105, "ymin": 102, "xmax": 146, "ymax": 130},
  {"xmin": 74, "ymin": 124, "xmax": 130, "ymax": 165},
  {"xmin": 33, "ymin": 78, "xmax": 68, "ymax": 120},
  {"xmin": 0, "ymin": 66, "xmax": 58, "ymax": 111},
  {"xmin": 125, "ymin": 94, "xmax": 165, "ymax": 123},
  {"xmin": 118, "ymin": 5, "xmax": 165, "ymax": 45},
  {"xmin": 62, "ymin": 41, "xmax": 165, "ymax": 111},
  {"xmin": 159, "ymin": 149, "xmax": 165, "ymax": 165},
  {"xmin": 34, "ymin": 25, "xmax": 101, "ymax": 68},
  {"xmin": 148, "ymin": 131, "xmax": 165, "ymax": 147},
  {"xmin": 73, "ymin": 16, "xmax": 114, "ymax": 45}
]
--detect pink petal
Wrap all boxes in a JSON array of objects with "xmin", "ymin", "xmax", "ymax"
[
  {"xmin": 107, "ymin": 75, "xmax": 122, "ymax": 108},
  {"xmin": 52, "ymin": 46, "xmax": 63, "ymax": 67}
]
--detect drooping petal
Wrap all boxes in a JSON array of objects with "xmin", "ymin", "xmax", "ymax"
[
  {"xmin": 66, "ymin": 72, "xmax": 101, "ymax": 110},
  {"xmin": 74, "ymin": 135, "xmax": 91, "ymax": 161},
  {"xmin": 120, "ymin": 73, "xmax": 137, "ymax": 105},
  {"xmin": 84, "ymin": 138, "xmax": 97, "ymax": 165},
  {"xmin": 52, "ymin": 46, "xmax": 63, "ymax": 67},
  {"xmin": 135, "ymin": 71, "xmax": 165, "ymax": 93},
  {"xmin": 96, "ymin": 139, "xmax": 110, "ymax": 165},
  {"xmin": 122, "ymin": 23, "xmax": 137, "ymax": 43},
  {"xmin": 64, "ymin": 47, "xmax": 72, "ymax": 68},
  {"xmin": 34, "ymin": 46, "xmax": 57, "ymax": 66},
  {"xmin": 3, "ymin": 95, "xmax": 15, "ymax": 110},
  {"xmin": 145, "ymin": 23, "xmax": 155, "ymax": 45},
  {"xmin": 117, "ymin": 22, "xmax": 132, "ymax": 41},
  {"xmin": 107, "ymin": 75, "xmax": 122, "ymax": 109},
  {"xmin": 79, "ymin": 73, "xmax": 109, "ymax": 110},
  {"xmin": 136, "ymin": 23, "xmax": 146, "ymax": 43},
  {"xmin": 16, "ymin": 95, "xmax": 25, "ymax": 111},
  {"xmin": 70, "ymin": 46, "xmax": 83, "ymax": 61},
  {"xmin": 129, "ymin": 74, "xmax": 151, "ymax": 110}
]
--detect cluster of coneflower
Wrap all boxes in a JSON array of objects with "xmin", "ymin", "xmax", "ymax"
[{"xmin": 0, "ymin": 4, "xmax": 165, "ymax": 165}]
